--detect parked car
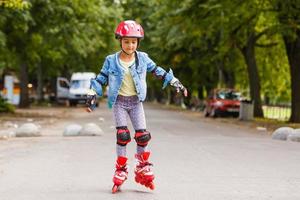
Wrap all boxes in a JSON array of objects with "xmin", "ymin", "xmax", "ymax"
[
  {"xmin": 56, "ymin": 72, "xmax": 99, "ymax": 106},
  {"xmin": 204, "ymin": 88, "xmax": 241, "ymax": 117}
]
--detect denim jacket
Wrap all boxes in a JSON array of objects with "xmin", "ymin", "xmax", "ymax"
[{"xmin": 90, "ymin": 51, "xmax": 174, "ymax": 106}]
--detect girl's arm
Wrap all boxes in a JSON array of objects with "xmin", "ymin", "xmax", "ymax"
[
  {"xmin": 90, "ymin": 58, "xmax": 110, "ymax": 96},
  {"xmin": 144, "ymin": 53, "xmax": 174, "ymax": 88},
  {"xmin": 144, "ymin": 53, "xmax": 188, "ymax": 96},
  {"xmin": 86, "ymin": 57, "xmax": 110, "ymax": 112}
]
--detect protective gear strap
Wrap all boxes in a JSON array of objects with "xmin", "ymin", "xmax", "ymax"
[
  {"xmin": 134, "ymin": 130, "xmax": 151, "ymax": 147},
  {"xmin": 152, "ymin": 70, "xmax": 167, "ymax": 80},
  {"xmin": 100, "ymin": 72, "xmax": 108, "ymax": 79},
  {"xmin": 92, "ymin": 78, "xmax": 105, "ymax": 86},
  {"xmin": 151, "ymin": 66, "xmax": 157, "ymax": 73},
  {"xmin": 116, "ymin": 127, "xmax": 131, "ymax": 146}
]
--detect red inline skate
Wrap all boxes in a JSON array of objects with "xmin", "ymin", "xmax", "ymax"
[
  {"xmin": 112, "ymin": 156, "xmax": 128, "ymax": 193},
  {"xmin": 134, "ymin": 151, "xmax": 155, "ymax": 190}
]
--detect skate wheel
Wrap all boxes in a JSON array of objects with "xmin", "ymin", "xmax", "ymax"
[
  {"xmin": 149, "ymin": 182, "xmax": 155, "ymax": 190},
  {"xmin": 112, "ymin": 185, "xmax": 119, "ymax": 194},
  {"xmin": 147, "ymin": 182, "xmax": 155, "ymax": 190}
]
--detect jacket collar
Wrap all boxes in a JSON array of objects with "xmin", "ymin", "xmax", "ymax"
[{"xmin": 115, "ymin": 51, "xmax": 140, "ymax": 71}]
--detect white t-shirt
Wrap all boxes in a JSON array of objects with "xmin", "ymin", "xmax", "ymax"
[{"xmin": 119, "ymin": 58, "xmax": 137, "ymax": 96}]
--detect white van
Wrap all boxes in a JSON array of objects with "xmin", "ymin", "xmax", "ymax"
[{"xmin": 56, "ymin": 72, "xmax": 97, "ymax": 106}]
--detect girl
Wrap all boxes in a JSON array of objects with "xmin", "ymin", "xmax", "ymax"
[{"xmin": 86, "ymin": 20, "xmax": 187, "ymax": 193}]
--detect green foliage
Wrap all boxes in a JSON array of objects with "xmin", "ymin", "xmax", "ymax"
[
  {"xmin": 0, "ymin": 0, "xmax": 29, "ymax": 9},
  {"xmin": 0, "ymin": 96, "xmax": 15, "ymax": 113},
  {"xmin": 256, "ymin": 35, "xmax": 291, "ymax": 103},
  {"xmin": 0, "ymin": 0, "xmax": 122, "ymax": 79},
  {"xmin": 144, "ymin": 0, "xmax": 222, "ymax": 95},
  {"xmin": 0, "ymin": 0, "xmax": 298, "ymax": 110},
  {"xmin": 118, "ymin": 0, "xmax": 292, "ymax": 107}
]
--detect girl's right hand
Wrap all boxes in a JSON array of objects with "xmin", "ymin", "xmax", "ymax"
[{"xmin": 86, "ymin": 89, "xmax": 97, "ymax": 112}]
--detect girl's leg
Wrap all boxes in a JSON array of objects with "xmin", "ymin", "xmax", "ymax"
[
  {"xmin": 113, "ymin": 101, "xmax": 130, "ymax": 157},
  {"xmin": 129, "ymin": 101, "xmax": 155, "ymax": 190},
  {"xmin": 112, "ymin": 97, "xmax": 133, "ymax": 192},
  {"xmin": 128, "ymin": 102, "xmax": 148, "ymax": 154}
]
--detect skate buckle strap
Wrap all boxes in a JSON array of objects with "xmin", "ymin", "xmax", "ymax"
[
  {"xmin": 115, "ymin": 171, "xmax": 127, "ymax": 180},
  {"xmin": 138, "ymin": 161, "xmax": 153, "ymax": 169},
  {"xmin": 136, "ymin": 163, "xmax": 154, "ymax": 177},
  {"xmin": 116, "ymin": 164, "xmax": 128, "ymax": 171}
]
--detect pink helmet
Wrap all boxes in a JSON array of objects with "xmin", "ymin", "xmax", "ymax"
[{"xmin": 115, "ymin": 20, "xmax": 144, "ymax": 39}]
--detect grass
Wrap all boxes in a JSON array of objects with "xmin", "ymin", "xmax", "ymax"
[{"xmin": 262, "ymin": 105, "xmax": 291, "ymax": 121}]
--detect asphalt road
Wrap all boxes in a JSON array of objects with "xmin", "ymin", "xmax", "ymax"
[{"xmin": 0, "ymin": 103, "xmax": 300, "ymax": 200}]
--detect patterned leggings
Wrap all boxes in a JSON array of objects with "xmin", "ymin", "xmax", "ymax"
[{"xmin": 112, "ymin": 95, "xmax": 147, "ymax": 157}]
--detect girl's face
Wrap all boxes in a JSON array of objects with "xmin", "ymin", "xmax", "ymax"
[{"xmin": 121, "ymin": 37, "xmax": 138, "ymax": 54}]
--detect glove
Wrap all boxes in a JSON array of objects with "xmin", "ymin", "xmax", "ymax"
[
  {"xmin": 170, "ymin": 77, "xmax": 188, "ymax": 97},
  {"xmin": 86, "ymin": 89, "xmax": 97, "ymax": 112}
]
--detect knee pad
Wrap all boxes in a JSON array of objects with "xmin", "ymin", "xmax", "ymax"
[
  {"xmin": 116, "ymin": 126, "xmax": 131, "ymax": 146},
  {"xmin": 134, "ymin": 130, "xmax": 151, "ymax": 147}
]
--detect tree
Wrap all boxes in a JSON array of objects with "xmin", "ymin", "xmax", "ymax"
[
  {"xmin": 0, "ymin": 0, "xmax": 29, "ymax": 9},
  {"xmin": 274, "ymin": 0, "xmax": 300, "ymax": 122},
  {"xmin": 145, "ymin": 0, "xmax": 222, "ymax": 102},
  {"xmin": 1, "ymin": 0, "xmax": 121, "ymax": 106},
  {"xmin": 1, "ymin": 6, "xmax": 33, "ymax": 107}
]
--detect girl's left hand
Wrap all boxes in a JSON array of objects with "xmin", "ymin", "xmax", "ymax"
[{"xmin": 170, "ymin": 78, "xmax": 188, "ymax": 97}]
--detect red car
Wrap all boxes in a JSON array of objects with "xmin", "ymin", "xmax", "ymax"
[{"xmin": 204, "ymin": 89, "xmax": 241, "ymax": 117}]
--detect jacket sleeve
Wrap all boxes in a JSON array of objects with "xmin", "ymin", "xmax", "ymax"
[
  {"xmin": 90, "ymin": 57, "xmax": 110, "ymax": 96},
  {"xmin": 144, "ymin": 53, "xmax": 174, "ymax": 89}
]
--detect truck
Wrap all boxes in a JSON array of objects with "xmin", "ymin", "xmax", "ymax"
[{"xmin": 56, "ymin": 72, "xmax": 98, "ymax": 106}]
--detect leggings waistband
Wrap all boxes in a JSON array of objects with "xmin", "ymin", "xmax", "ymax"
[{"xmin": 116, "ymin": 95, "xmax": 139, "ymax": 103}]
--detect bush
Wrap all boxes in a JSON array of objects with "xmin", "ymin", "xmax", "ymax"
[{"xmin": 0, "ymin": 96, "xmax": 15, "ymax": 113}]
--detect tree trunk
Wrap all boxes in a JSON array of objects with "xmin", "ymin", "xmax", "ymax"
[
  {"xmin": 37, "ymin": 63, "xmax": 44, "ymax": 102},
  {"xmin": 165, "ymin": 87, "xmax": 171, "ymax": 105},
  {"xmin": 223, "ymin": 64, "xmax": 235, "ymax": 89},
  {"xmin": 19, "ymin": 63, "xmax": 30, "ymax": 108},
  {"xmin": 197, "ymin": 86, "xmax": 204, "ymax": 99},
  {"xmin": 241, "ymin": 33, "xmax": 264, "ymax": 117},
  {"xmin": 283, "ymin": 31, "xmax": 300, "ymax": 123},
  {"xmin": 218, "ymin": 59, "xmax": 224, "ymax": 88}
]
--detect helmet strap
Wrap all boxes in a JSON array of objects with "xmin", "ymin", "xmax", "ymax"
[
  {"xmin": 121, "ymin": 47, "xmax": 134, "ymax": 56},
  {"xmin": 119, "ymin": 38, "xmax": 139, "ymax": 56}
]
